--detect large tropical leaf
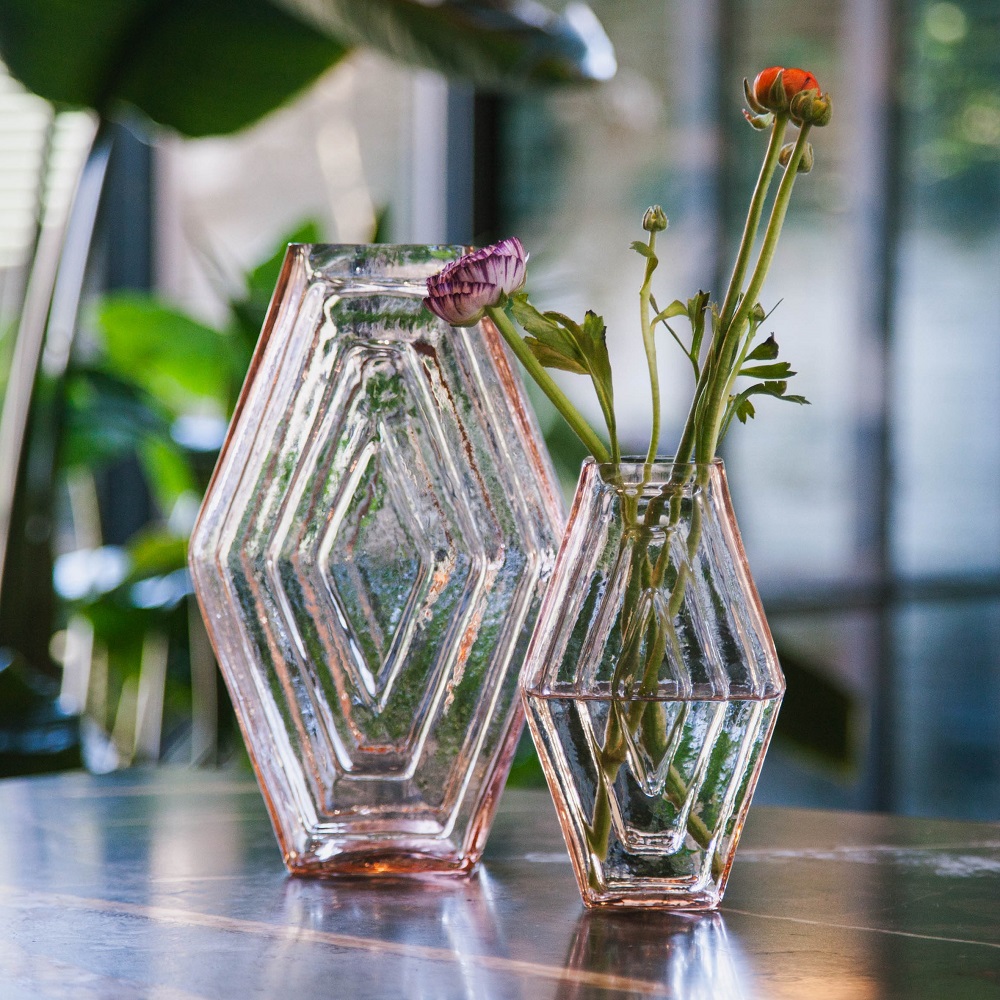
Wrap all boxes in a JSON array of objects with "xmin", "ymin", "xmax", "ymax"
[
  {"xmin": 0, "ymin": 0, "xmax": 614, "ymax": 137},
  {"xmin": 0, "ymin": 0, "xmax": 350, "ymax": 136},
  {"xmin": 277, "ymin": 0, "xmax": 616, "ymax": 87}
]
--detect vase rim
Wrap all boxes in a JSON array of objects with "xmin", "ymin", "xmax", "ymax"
[
  {"xmin": 292, "ymin": 243, "xmax": 475, "ymax": 282},
  {"xmin": 288, "ymin": 242, "xmax": 473, "ymax": 252},
  {"xmin": 589, "ymin": 456, "xmax": 725, "ymax": 475}
]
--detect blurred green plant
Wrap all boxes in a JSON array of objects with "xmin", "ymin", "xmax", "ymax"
[
  {"xmin": 910, "ymin": 0, "xmax": 1000, "ymax": 231},
  {"xmin": 0, "ymin": 0, "xmax": 615, "ymax": 136},
  {"xmin": 0, "ymin": 0, "xmax": 615, "ymax": 769},
  {"xmin": 53, "ymin": 221, "xmax": 321, "ymax": 763}
]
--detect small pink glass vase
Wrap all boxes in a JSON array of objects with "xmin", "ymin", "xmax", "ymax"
[
  {"xmin": 189, "ymin": 244, "xmax": 562, "ymax": 875},
  {"xmin": 521, "ymin": 458, "xmax": 783, "ymax": 908}
]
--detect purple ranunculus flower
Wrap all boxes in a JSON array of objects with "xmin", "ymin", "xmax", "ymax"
[{"xmin": 424, "ymin": 238, "xmax": 527, "ymax": 326}]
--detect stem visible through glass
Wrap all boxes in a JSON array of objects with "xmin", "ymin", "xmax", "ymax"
[{"xmin": 581, "ymin": 465, "xmax": 719, "ymax": 892}]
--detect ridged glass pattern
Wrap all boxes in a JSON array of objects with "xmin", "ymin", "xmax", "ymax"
[
  {"xmin": 521, "ymin": 459, "xmax": 783, "ymax": 908},
  {"xmin": 189, "ymin": 244, "xmax": 562, "ymax": 875}
]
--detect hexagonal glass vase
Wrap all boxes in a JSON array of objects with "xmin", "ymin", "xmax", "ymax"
[
  {"xmin": 189, "ymin": 244, "xmax": 562, "ymax": 876},
  {"xmin": 521, "ymin": 459, "xmax": 784, "ymax": 909}
]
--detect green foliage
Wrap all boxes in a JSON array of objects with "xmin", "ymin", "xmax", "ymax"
[
  {"xmin": 725, "ymin": 377, "xmax": 809, "ymax": 434},
  {"xmin": 282, "ymin": 0, "xmax": 616, "ymax": 89},
  {"xmin": 745, "ymin": 333, "xmax": 779, "ymax": 361},
  {"xmin": 234, "ymin": 220, "xmax": 322, "ymax": 344},
  {"xmin": 63, "ymin": 367, "xmax": 173, "ymax": 469},
  {"xmin": 738, "ymin": 362, "xmax": 796, "ymax": 380},
  {"xmin": 0, "ymin": 0, "xmax": 614, "ymax": 138},
  {"xmin": 97, "ymin": 297, "xmax": 247, "ymax": 415},
  {"xmin": 655, "ymin": 285, "xmax": 809, "ymax": 445},
  {"xmin": 0, "ymin": 0, "xmax": 349, "ymax": 136},
  {"xmin": 56, "ymin": 224, "xmax": 323, "ymax": 762},
  {"xmin": 510, "ymin": 293, "xmax": 617, "ymax": 457},
  {"xmin": 127, "ymin": 531, "xmax": 189, "ymax": 581},
  {"xmin": 654, "ymin": 291, "xmax": 710, "ymax": 381},
  {"xmin": 911, "ymin": 0, "xmax": 1000, "ymax": 233},
  {"xmin": 628, "ymin": 240, "xmax": 655, "ymax": 259},
  {"xmin": 136, "ymin": 438, "xmax": 200, "ymax": 518},
  {"xmin": 505, "ymin": 728, "xmax": 546, "ymax": 788}
]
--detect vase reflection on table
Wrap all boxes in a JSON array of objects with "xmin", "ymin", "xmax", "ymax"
[{"xmin": 560, "ymin": 910, "xmax": 752, "ymax": 999}]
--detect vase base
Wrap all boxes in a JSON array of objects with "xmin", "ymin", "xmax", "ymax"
[
  {"xmin": 284, "ymin": 848, "xmax": 480, "ymax": 878},
  {"xmin": 580, "ymin": 885, "xmax": 723, "ymax": 911}
]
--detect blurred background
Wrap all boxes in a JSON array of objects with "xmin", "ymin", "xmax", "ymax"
[{"xmin": 0, "ymin": 0, "xmax": 996, "ymax": 819}]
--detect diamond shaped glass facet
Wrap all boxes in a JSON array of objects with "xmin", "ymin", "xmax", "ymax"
[{"xmin": 190, "ymin": 245, "xmax": 562, "ymax": 874}]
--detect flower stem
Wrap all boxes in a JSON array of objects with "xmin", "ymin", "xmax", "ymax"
[
  {"xmin": 672, "ymin": 115, "xmax": 789, "ymax": 466},
  {"xmin": 695, "ymin": 122, "xmax": 813, "ymax": 464},
  {"xmin": 717, "ymin": 116, "xmax": 788, "ymax": 334},
  {"xmin": 585, "ymin": 472, "xmax": 717, "ymax": 880},
  {"xmin": 640, "ymin": 231, "xmax": 661, "ymax": 466},
  {"xmin": 729, "ymin": 123, "xmax": 813, "ymax": 340},
  {"xmin": 485, "ymin": 304, "xmax": 611, "ymax": 464}
]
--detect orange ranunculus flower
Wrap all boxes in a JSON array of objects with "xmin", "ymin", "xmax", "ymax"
[{"xmin": 751, "ymin": 67, "xmax": 820, "ymax": 114}]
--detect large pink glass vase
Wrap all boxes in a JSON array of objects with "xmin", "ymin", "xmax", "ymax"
[{"xmin": 189, "ymin": 244, "xmax": 562, "ymax": 875}]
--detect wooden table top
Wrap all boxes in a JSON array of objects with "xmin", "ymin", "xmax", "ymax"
[{"xmin": 0, "ymin": 769, "xmax": 998, "ymax": 998}]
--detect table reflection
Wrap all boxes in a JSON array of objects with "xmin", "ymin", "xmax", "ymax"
[
  {"xmin": 280, "ymin": 870, "xmax": 527, "ymax": 1000},
  {"xmin": 559, "ymin": 910, "xmax": 754, "ymax": 1000}
]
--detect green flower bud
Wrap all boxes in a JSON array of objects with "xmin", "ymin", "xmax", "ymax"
[
  {"xmin": 790, "ymin": 90, "xmax": 833, "ymax": 127},
  {"xmin": 778, "ymin": 141, "xmax": 814, "ymax": 173},
  {"xmin": 642, "ymin": 205, "xmax": 668, "ymax": 233}
]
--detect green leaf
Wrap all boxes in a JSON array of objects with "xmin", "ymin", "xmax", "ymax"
[
  {"xmin": 247, "ymin": 220, "xmax": 322, "ymax": 307},
  {"xmin": 746, "ymin": 334, "xmax": 780, "ymax": 361},
  {"xmin": 524, "ymin": 337, "xmax": 587, "ymax": 374},
  {"xmin": 125, "ymin": 530, "xmax": 189, "ymax": 581},
  {"xmin": 757, "ymin": 380, "xmax": 788, "ymax": 398},
  {"xmin": 652, "ymin": 299, "xmax": 686, "ymax": 324},
  {"xmin": 537, "ymin": 309, "xmax": 583, "ymax": 337},
  {"xmin": 581, "ymin": 309, "xmax": 614, "ymax": 398},
  {"xmin": 512, "ymin": 295, "xmax": 616, "ymax": 454},
  {"xmin": 688, "ymin": 291, "xmax": 711, "ymax": 363},
  {"xmin": 738, "ymin": 381, "xmax": 809, "ymax": 406},
  {"xmin": 97, "ymin": 295, "xmax": 237, "ymax": 411},
  {"xmin": 580, "ymin": 310, "xmax": 608, "ymax": 352},
  {"xmin": 629, "ymin": 240, "xmax": 655, "ymax": 260},
  {"xmin": 735, "ymin": 398, "xmax": 756, "ymax": 424},
  {"xmin": 719, "ymin": 379, "xmax": 809, "ymax": 443},
  {"xmin": 283, "ymin": 0, "xmax": 617, "ymax": 87},
  {"xmin": 509, "ymin": 295, "xmax": 585, "ymax": 368},
  {"xmin": 63, "ymin": 367, "xmax": 171, "ymax": 469},
  {"xmin": 580, "ymin": 310, "xmax": 615, "ymax": 433},
  {"xmin": 0, "ymin": 0, "xmax": 350, "ymax": 137},
  {"xmin": 138, "ymin": 438, "xmax": 199, "ymax": 514},
  {"xmin": 739, "ymin": 362, "xmax": 796, "ymax": 380},
  {"xmin": 0, "ymin": 1, "xmax": 613, "ymax": 136}
]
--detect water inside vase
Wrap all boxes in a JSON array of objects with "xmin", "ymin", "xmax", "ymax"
[{"xmin": 523, "ymin": 689, "xmax": 781, "ymax": 906}]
